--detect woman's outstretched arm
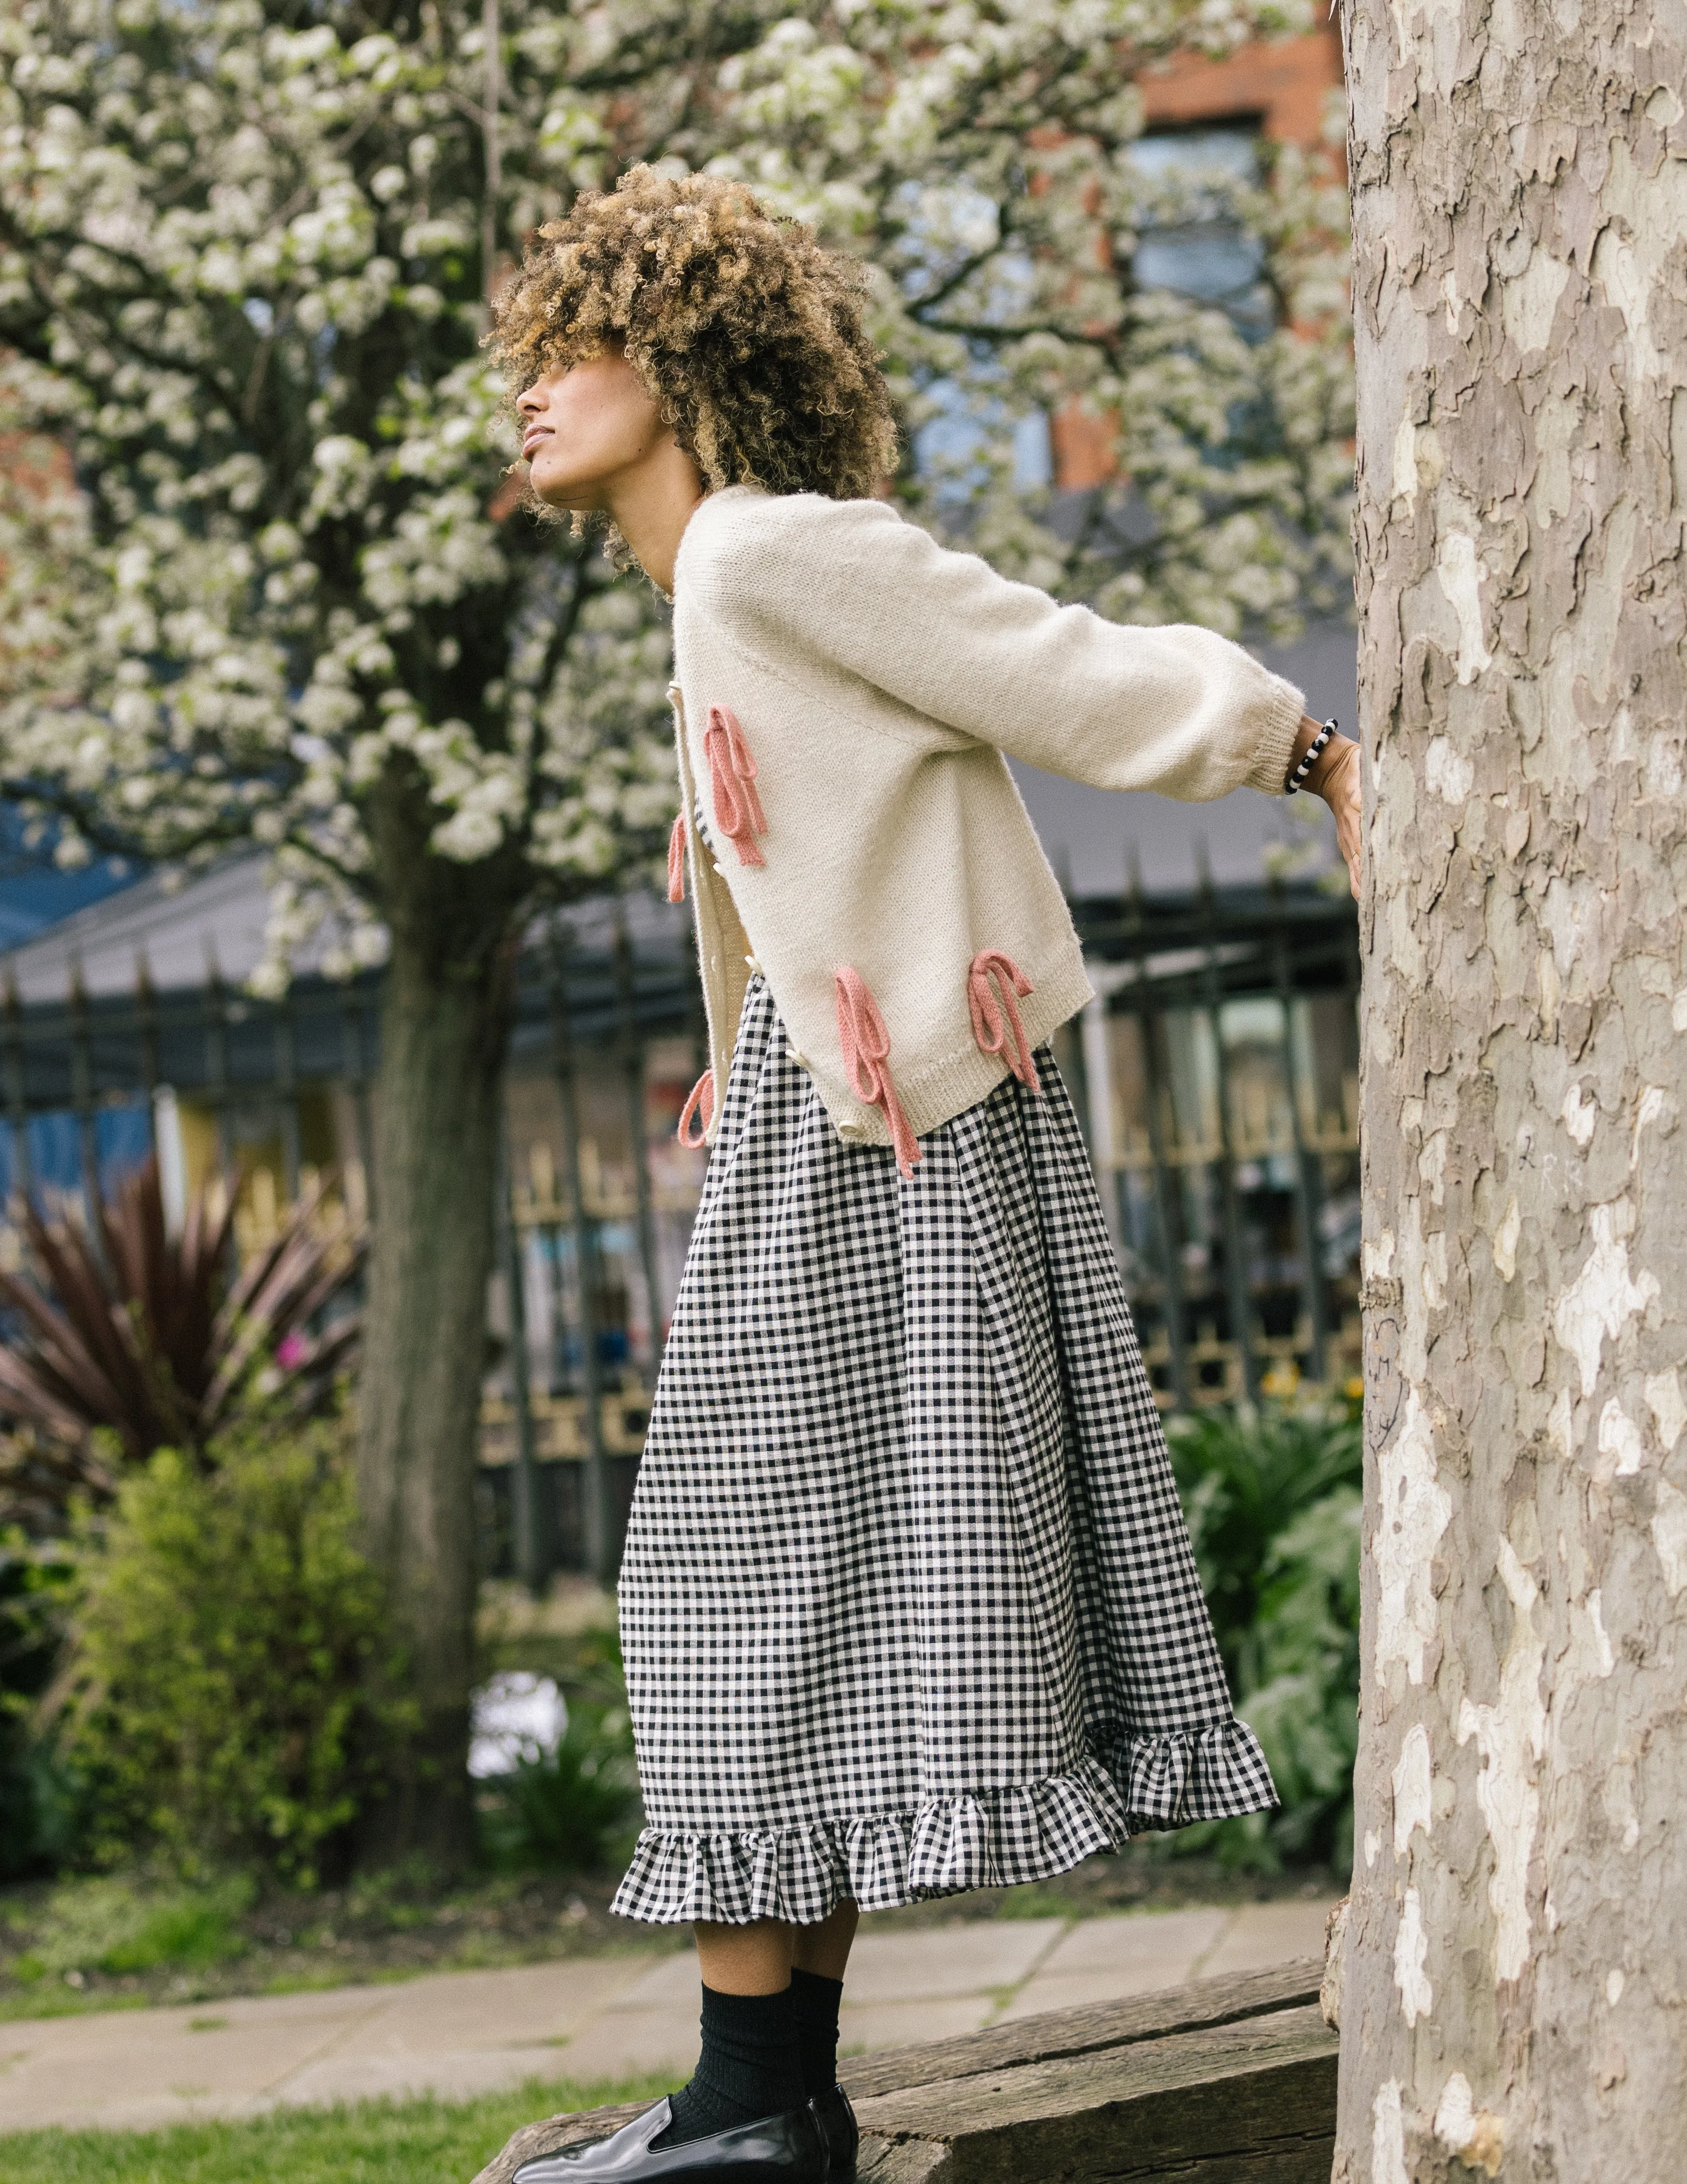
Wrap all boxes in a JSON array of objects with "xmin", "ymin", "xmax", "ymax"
[{"xmin": 722, "ymin": 494, "xmax": 1304, "ymax": 801}]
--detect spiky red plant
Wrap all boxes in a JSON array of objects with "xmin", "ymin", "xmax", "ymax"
[{"xmin": 0, "ymin": 1157, "xmax": 364, "ymax": 1506}]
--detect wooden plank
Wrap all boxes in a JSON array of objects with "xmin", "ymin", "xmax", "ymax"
[
  {"xmin": 933, "ymin": 2060, "xmax": 1332, "ymax": 2182},
  {"xmin": 854, "ymin": 2008, "xmax": 1336, "ymax": 2183},
  {"xmin": 841, "ymin": 1958, "xmax": 1324, "ymax": 2103},
  {"xmin": 938, "ymin": 2075, "xmax": 1334, "ymax": 2183},
  {"xmin": 854, "ymin": 2005, "xmax": 1333, "ymax": 2134},
  {"xmin": 857, "ymin": 2138, "xmax": 955, "ymax": 2182}
]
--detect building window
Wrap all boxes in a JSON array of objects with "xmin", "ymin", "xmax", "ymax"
[{"xmin": 1128, "ymin": 124, "xmax": 1273, "ymax": 339}]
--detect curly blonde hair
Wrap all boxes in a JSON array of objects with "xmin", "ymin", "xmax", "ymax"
[{"xmin": 488, "ymin": 166, "xmax": 898, "ymax": 505}]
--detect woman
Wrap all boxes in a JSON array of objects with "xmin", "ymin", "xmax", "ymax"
[{"xmin": 490, "ymin": 167, "xmax": 1362, "ymax": 2182}]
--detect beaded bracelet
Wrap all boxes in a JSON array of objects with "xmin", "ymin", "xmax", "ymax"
[{"xmin": 1285, "ymin": 717, "xmax": 1337, "ymax": 795}]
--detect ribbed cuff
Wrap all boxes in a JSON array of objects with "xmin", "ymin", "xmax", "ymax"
[{"xmin": 1243, "ymin": 675, "xmax": 1310, "ymax": 796}]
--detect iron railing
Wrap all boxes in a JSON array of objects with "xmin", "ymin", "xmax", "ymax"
[{"xmin": 0, "ymin": 875, "xmax": 1359, "ymax": 1580}]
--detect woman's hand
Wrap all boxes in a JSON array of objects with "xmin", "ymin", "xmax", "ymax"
[
  {"xmin": 1289, "ymin": 717, "xmax": 1362, "ymax": 899},
  {"xmin": 1313, "ymin": 737, "xmax": 1362, "ymax": 900}
]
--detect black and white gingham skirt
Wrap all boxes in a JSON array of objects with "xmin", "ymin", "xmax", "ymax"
[{"xmin": 612, "ymin": 976, "xmax": 1275, "ymax": 1926}]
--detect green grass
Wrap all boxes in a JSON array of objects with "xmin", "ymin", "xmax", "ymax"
[
  {"xmin": 0, "ymin": 1986, "xmax": 162, "ymax": 2022},
  {"xmin": 0, "ymin": 1866, "xmax": 685, "ymax": 2025},
  {"xmin": 7, "ymin": 1874, "xmax": 253, "ymax": 1991},
  {"xmin": 0, "ymin": 2073, "xmax": 680, "ymax": 2183}
]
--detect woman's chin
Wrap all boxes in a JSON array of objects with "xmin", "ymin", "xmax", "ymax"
[{"xmin": 526, "ymin": 459, "xmax": 583, "ymax": 511}]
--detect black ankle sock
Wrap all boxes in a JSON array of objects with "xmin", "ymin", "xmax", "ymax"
[
  {"xmin": 655, "ymin": 1983, "xmax": 806, "ymax": 2148},
  {"xmin": 789, "ymin": 1967, "xmax": 844, "ymax": 2098}
]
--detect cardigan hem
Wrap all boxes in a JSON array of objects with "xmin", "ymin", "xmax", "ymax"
[
  {"xmin": 609, "ymin": 1719, "xmax": 1276, "ymax": 1926},
  {"xmin": 794, "ymin": 949, "xmax": 1096, "ymax": 1150}
]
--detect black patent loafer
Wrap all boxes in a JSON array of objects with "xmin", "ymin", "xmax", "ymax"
[
  {"xmin": 512, "ymin": 2096, "xmax": 828, "ymax": 2181},
  {"xmin": 809, "ymin": 2083, "xmax": 858, "ymax": 2176}
]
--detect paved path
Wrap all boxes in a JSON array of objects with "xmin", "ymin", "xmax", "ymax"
[{"xmin": 0, "ymin": 1897, "xmax": 1336, "ymax": 2134}]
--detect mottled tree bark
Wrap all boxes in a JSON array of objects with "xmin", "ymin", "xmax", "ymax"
[
  {"xmin": 1337, "ymin": 0, "xmax": 1687, "ymax": 2174},
  {"xmin": 355, "ymin": 780, "xmax": 521, "ymax": 1867}
]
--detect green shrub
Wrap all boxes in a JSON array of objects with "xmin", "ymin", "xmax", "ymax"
[
  {"xmin": 477, "ymin": 1703, "xmax": 640, "ymax": 1873},
  {"xmin": 54, "ymin": 1406, "xmax": 410, "ymax": 1885},
  {"xmin": 10, "ymin": 1871, "xmax": 253, "ymax": 1983},
  {"xmin": 1164, "ymin": 1401, "xmax": 1362, "ymax": 1870},
  {"xmin": 0, "ymin": 1530, "xmax": 79, "ymax": 1881}
]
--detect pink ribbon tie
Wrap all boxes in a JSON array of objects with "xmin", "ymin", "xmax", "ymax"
[
  {"xmin": 835, "ymin": 966, "xmax": 920, "ymax": 1178},
  {"xmin": 968, "ymin": 949, "xmax": 1040, "ymax": 1094},
  {"xmin": 667, "ymin": 810, "xmax": 686, "ymax": 902},
  {"xmin": 703, "ymin": 704, "xmax": 767, "ymax": 868},
  {"xmin": 677, "ymin": 1069, "xmax": 715, "ymax": 1149}
]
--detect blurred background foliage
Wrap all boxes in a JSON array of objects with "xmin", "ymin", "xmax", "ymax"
[
  {"xmin": 0, "ymin": 1160, "xmax": 363, "ymax": 1535},
  {"xmin": 1164, "ymin": 1399, "xmax": 1362, "ymax": 1870},
  {"xmin": 7, "ymin": 1871, "xmax": 254, "ymax": 1991},
  {"xmin": 45, "ymin": 1403, "xmax": 410, "ymax": 1888},
  {"xmin": 0, "ymin": 1529, "xmax": 77, "ymax": 1883},
  {"xmin": 475, "ymin": 1700, "xmax": 640, "ymax": 1877},
  {"xmin": 472, "ymin": 1611, "xmax": 641, "ymax": 1876}
]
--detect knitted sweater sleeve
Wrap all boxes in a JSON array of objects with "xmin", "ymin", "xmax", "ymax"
[{"xmin": 723, "ymin": 494, "xmax": 1306, "ymax": 801}]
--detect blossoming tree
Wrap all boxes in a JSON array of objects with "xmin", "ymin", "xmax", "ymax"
[{"xmin": 0, "ymin": 0, "xmax": 1350, "ymax": 1859}]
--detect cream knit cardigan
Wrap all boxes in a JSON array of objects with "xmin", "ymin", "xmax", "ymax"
[{"xmin": 669, "ymin": 485, "xmax": 1305, "ymax": 1158}]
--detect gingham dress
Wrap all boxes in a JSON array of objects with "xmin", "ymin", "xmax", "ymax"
[{"xmin": 611, "ymin": 976, "xmax": 1276, "ymax": 1927}]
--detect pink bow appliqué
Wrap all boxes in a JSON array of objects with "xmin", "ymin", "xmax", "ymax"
[
  {"xmin": 835, "ymin": 967, "xmax": 920, "ymax": 1178},
  {"xmin": 667, "ymin": 811, "xmax": 686, "ymax": 902},
  {"xmin": 703, "ymin": 704, "xmax": 767, "ymax": 868},
  {"xmin": 967, "ymin": 949, "xmax": 1040, "ymax": 1093},
  {"xmin": 677, "ymin": 1069, "xmax": 715, "ymax": 1149}
]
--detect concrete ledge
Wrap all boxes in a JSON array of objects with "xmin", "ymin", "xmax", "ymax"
[{"xmin": 473, "ymin": 1959, "xmax": 1333, "ymax": 2183}]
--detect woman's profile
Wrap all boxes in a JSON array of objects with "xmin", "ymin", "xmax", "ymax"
[{"xmin": 487, "ymin": 164, "xmax": 1362, "ymax": 2183}]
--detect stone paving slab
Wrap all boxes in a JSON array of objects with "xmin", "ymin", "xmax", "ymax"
[
  {"xmin": 281, "ymin": 2046, "xmax": 575, "ymax": 2114},
  {"xmin": 330, "ymin": 1959, "xmax": 647, "ymax": 2058},
  {"xmin": 0, "ymin": 1960, "xmax": 655, "ymax": 2135},
  {"xmin": 997, "ymin": 1906, "xmax": 1231, "ymax": 2021},
  {"xmin": 543, "ymin": 2004, "xmax": 700, "ymax": 2087},
  {"xmin": 0, "ymin": 1993, "xmax": 389, "ymax": 2133},
  {"xmin": 840, "ymin": 1995, "xmax": 998, "ymax": 2055},
  {"xmin": 1035, "ymin": 1906, "xmax": 1232, "ymax": 1978},
  {"xmin": 1200, "ymin": 1899, "xmax": 1333, "ymax": 1977},
  {"xmin": 835, "ymin": 1918, "xmax": 1066, "ymax": 2004},
  {"xmin": 0, "ymin": 1899, "xmax": 1339, "ymax": 2134}
]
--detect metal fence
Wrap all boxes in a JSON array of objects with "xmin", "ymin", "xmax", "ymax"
[
  {"xmin": 0, "ymin": 875, "xmax": 1359, "ymax": 1580},
  {"xmin": 1070, "ymin": 877, "xmax": 1361, "ymax": 1410}
]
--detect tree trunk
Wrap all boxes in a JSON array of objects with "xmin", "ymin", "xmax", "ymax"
[
  {"xmin": 1338, "ymin": 2, "xmax": 1687, "ymax": 2175},
  {"xmin": 355, "ymin": 860, "xmax": 516, "ymax": 1869}
]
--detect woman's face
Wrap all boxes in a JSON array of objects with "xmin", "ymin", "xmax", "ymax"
[{"xmin": 516, "ymin": 351, "xmax": 670, "ymax": 511}]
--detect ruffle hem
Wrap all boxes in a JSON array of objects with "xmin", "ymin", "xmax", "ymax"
[{"xmin": 610, "ymin": 1719, "xmax": 1276, "ymax": 1926}]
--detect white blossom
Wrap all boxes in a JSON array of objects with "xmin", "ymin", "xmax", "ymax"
[{"xmin": 0, "ymin": 0, "xmax": 1348, "ymax": 990}]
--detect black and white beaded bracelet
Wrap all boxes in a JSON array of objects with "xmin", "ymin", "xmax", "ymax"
[{"xmin": 1285, "ymin": 717, "xmax": 1337, "ymax": 795}]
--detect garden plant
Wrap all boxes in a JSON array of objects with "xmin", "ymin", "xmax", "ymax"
[
  {"xmin": 0, "ymin": 1528, "xmax": 75, "ymax": 1881},
  {"xmin": 45, "ymin": 1403, "xmax": 409, "ymax": 1886},
  {"xmin": 1165, "ymin": 1398, "xmax": 1361, "ymax": 1869},
  {"xmin": 0, "ymin": 1157, "xmax": 365, "ymax": 1531}
]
